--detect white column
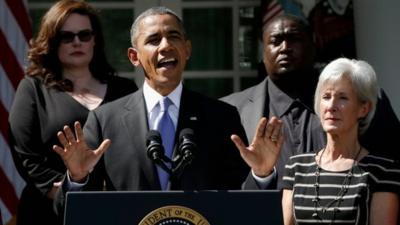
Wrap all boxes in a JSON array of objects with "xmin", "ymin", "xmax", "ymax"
[{"xmin": 353, "ymin": 0, "xmax": 400, "ymax": 117}]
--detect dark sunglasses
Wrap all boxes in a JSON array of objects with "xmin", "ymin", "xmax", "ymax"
[{"xmin": 58, "ymin": 29, "xmax": 94, "ymax": 44}]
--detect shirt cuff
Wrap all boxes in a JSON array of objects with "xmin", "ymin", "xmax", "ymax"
[
  {"xmin": 251, "ymin": 167, "xmax": 276, "ymax": 189},
  {"xmin": 66, "ymin": 170, "xmax": 88, "ymax": 191}
]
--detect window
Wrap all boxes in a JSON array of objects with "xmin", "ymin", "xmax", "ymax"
[{"xmin": 180, "ymin": 1, "xmax": 261, "ymax": 97}]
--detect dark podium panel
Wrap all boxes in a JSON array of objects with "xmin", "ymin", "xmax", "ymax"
[{"xmin": 64, "ymin": 190, "xmax": 283, "ymax": 225}]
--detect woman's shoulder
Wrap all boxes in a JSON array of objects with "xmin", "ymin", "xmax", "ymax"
[
  {"xmin": 10, "ymin": 76, "xmax": 48, "ymax": 116},
  {"xmin": 15, "ymin": 75, "xmax": 45, "ymax": 93},
  {"xmin": 360, "ymin": 154, "xmax": 399, "ymax": 168},
  {"xmin": 359, "ymin": 154, "xmax": 400, "ymax": 192},
  {"xmin": 20, "ymin": 75, "xmax": 42, "ymax": 85}
]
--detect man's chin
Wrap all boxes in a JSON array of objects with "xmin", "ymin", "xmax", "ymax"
[
  {"xmin": 270, "ymin": 69, "xmax": 294, "ymax": 80},
  {"xmin": 278, "ymin": 66, "xmax": 295, "ymax": 74}
]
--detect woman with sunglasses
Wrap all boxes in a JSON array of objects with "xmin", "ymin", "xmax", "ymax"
[{"xmin": 8, "ymin": 1, "xmax": 137, "ymax": 224}]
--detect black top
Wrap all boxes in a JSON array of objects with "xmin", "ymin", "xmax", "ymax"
[
  {"xmin": 8, "ymin": 75, "xmax": 137, "ymax": 225},
  {"xmin": 282, "ymin": 153, "xmax": 400, "ymax": 224}
]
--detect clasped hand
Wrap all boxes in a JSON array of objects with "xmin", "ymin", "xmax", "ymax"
[{"xmin": 53, "ymin": 121, "xmax": 110, "ymax": 182}]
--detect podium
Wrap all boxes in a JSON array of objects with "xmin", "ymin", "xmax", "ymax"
[{"xmin": 64, "ymin": 190, "xmax": 283, "ymax": 225}]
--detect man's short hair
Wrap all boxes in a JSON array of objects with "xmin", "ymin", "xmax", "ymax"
[
  {"xmin": 130, "ymin": 6, "xmax": 186, "ymax": 47},
  {"xmin": 262, "ymin": 14, "xmax": 313, "ymax": 40}
]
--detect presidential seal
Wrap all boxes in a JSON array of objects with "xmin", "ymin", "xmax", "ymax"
[{"xmin": 138, "ymin": 205, "xmax": 210, "ymax": 225}]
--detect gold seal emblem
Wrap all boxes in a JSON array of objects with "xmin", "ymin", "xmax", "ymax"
[{"xmin": 138, "ymin": 205, "xmax": 210, "ymax": 225}]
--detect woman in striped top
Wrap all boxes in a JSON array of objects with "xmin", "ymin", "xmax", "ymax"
[{"xmin": 281, "ymin": 58, "xmax": 399, "ymax": 225}]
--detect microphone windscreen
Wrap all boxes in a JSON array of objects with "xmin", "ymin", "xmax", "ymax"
[
  {"xmin": 146, "ymin": 130, "xmax": 162, "ymax": 146},
  {"xmin": 179, "ymin": 128, "xmax": 195, "ymax": 142}
]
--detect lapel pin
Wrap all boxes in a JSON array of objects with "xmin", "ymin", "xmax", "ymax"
[{"xmin": 190, "ymin": 116, "xmax": 197, "ymax": 121}]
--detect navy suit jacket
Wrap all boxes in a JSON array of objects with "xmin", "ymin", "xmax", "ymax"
[{"xmin": 59, "ymin": 87, "xmax": 249, "ymax": 194}]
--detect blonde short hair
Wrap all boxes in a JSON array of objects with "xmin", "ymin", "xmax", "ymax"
[{"xmin": 314, "ymin": 58, "xmax": 379, "ymax": 134}]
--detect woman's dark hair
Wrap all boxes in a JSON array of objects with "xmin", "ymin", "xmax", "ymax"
[{"xmin": 27, "ymin": 0, "xmax": 115, "ymax": 91}]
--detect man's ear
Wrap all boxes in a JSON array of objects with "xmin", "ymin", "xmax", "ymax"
[{"xmin": 127, "ymin": 47, "xmax": 140, "ymax": 67}]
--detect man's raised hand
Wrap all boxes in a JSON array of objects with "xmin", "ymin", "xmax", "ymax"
[{"xmin": 53, "ymin": 121, "xmax": 110, "ymax": 182}]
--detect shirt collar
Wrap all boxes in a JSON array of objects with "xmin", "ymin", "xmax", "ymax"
[
  {"xmin": 143, "ymin": 81, "xmax": 182, "ymax": 114},
  {"xmin": 267, "ymin": 76, "xmax": 296, "ymax": 117},
  {"xmin": 267, "ymin": 77, "xmax": 314, "ymax": 117}
]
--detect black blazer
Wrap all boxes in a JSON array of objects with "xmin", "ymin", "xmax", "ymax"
[{"xmin": 60, "ymin": 87, "xmax": 249, "ymax": 193}]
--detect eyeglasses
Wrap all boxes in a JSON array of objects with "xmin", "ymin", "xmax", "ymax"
[{"xmin": 58, "ymin": 29, "xmax": 94, "ymax": 44}]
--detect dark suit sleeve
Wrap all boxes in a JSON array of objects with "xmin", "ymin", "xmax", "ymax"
[
  {"xmin": 242, "ymin": 171, "xmax": 277, "ymax": 190},
  {"xmin": 216, "ymin": 107, "xmax": 250, "ymax": 189},
  {"xmin": 360, "ymin": 89, "xmax": 400, "ymax": 160}
]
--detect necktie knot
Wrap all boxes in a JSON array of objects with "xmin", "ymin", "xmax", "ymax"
[{"xmin": 159, "ymin": 97, "xmax": 172, "ymax": 112}]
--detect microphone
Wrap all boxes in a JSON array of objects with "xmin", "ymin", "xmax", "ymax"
[
  {"xmin": 179, "ymin": 128, "xmax": 196, "ymax": 163},
  {"xmin": 146, "ymin": 130, "xmax": 172, "ymax": 175},
  {"xmin": 173, "ymin": 128, "xmax": 196, "ymax": 177}
]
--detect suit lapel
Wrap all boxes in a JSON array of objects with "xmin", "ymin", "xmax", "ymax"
[
  {"xmin": 172, "ymin": 89, "xmax": 202, "ymax": 188},
  {"xmin": 242, "ymin": 78, "xmax": 268, "ymax": 142},
  {"xmin": 121, "ymin": 89, "xmax": 160, "ymax": 189},
  {"xmin": 175, "ymin": 89, "xmax": 200, "ymax": 143}
]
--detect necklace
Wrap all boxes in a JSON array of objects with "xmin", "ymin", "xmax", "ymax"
[{"xmin": 311, "ymin": 145, "xmax": 362, "ymax": 223}]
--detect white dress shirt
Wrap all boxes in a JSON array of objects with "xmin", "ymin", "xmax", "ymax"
[{"xmin": 143, "ymin": 81, "xmax": 181, "ymax": 130}]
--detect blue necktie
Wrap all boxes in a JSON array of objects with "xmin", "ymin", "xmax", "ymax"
[{"xmin": 155, "ymin": 97, "xmax": 175, "ymax": 190}]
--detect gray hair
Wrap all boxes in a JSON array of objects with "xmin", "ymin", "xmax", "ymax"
[
  {"xmin": 314, "ymin": 58, "xmax": 379, "ymax": 134},
  {"xmin": 130, "ymin": 6, "xmax": 186, "ymax": 47}
]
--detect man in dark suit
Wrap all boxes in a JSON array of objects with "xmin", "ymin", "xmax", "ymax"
[
  {"xmin": 53, "ymin": 6, "xmax": 250, "ymax": 203},
  {"xmin": 222, "ymin": 14, "xmax": 400, "ymax": 189}
]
